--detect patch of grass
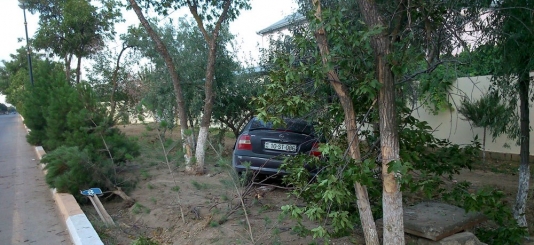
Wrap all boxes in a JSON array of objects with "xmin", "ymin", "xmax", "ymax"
[
  {"xmin": 131, "ymin": 236, "xmax": 160, "ymax": 245},
  {"xmin": 225, "ymin": 131, "xmax": 235, "ymax": 139},
  {"xmin": 132, "ymin": 203, "xmax": 151, "ymax": 215},
  {"xmin": 140, "ymin": 170, "xmax": 151, "ymax": 180},
  {"xmin": 270, "ymin": 227, "xmax": 281, "ymax": 245},
  {"xmin": 171, "ymin": 185, "xmax": 180, "ymax": 192},
  {"xmin": 191, "ymin": 180, "xmax": 208, "ymax": 190},
  {"xmin": 89, "ymin": 216, "xmax": 118, "ymax": 244},
  {"xmin": 209, "ymin": 220, "xmax": 219, "ymax": 227},
  {"xmin": 147, "ymin": 183, "xmax": 154, "ymax": 189},
  {"xmin": 472, "ymin": 158, "xmax": 519, "ymax": 175},
  {"xmin": 150, "ymin": 197, "xmax": 157, "ymax": 204},
  {"xmin": 220, "ymin": 194, "xmax": 230, "ymax": 202},
  {"xmin": 219, "ymin": 179, "xmax": 233, "ymax": 188},
  {"xmin": 259, "ymin": 204, "xmax": 273, "ymax": 214},
  {"xmin": 263, "ymin": 216, "xmax": 272, "ymax": 226}
]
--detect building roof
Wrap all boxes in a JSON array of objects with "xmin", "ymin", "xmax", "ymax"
[{"xmin": 256, "ymin": 13, "xmax": 306, "ymax": 36}]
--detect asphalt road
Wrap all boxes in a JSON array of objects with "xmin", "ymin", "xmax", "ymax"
[{"xmin": 0, "ymin": 114, "xmax": 71, "ymax": 244}]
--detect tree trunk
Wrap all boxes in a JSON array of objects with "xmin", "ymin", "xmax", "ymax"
[
  {"xmin": 514, "ymin": 71, "xmax": 530, "ymax": 228},
  {"xmin": 311, "ymin": 1, "xmax": 379, "ymax": 244},
  {"xmin": 64, "ymin": 54, "xmax": 72, "ymax": 83},
  {"xmin": 112, "ymin": 187, "xmax": 135, "ymax": 207},
  {"xmin": 189, "ymin": 0, "xmax": 232, "ymax": 175},
  {"xmin": 482, "ymin": 126, "xmax": 486, "ymax": 165},
  {"xmin": 110, "ymin": 45, "xmax": 131, "ymax": 121},
  {"xmin": 355, "ymin": 0, "xmax": 405, "ymax": 243},
  {"xmin": 75, "ymin": 55, "xmax": 82, "ymax": 84},
  {"xmin": 193, "ymin": 38, "xmax": 217, "ymax": 174},
  {"xmin": 128, "ymin": 0, "xmax": 194, "ymax": 169}
]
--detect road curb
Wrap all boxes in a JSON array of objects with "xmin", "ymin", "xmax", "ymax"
[{"xmin": 24, "ymin": 115, "xmax": 104, "ymax": 245}]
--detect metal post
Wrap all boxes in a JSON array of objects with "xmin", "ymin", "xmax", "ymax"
[{"xmin": 19, "ymin": 0, "xmax": 34, "ymax": 86}]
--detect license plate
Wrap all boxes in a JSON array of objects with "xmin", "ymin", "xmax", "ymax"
[{"xmin": 264, "ymin": 142, "xmax": 297, "ymax": 152}]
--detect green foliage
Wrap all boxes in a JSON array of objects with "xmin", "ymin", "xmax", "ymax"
[
  {"xmin": 257, "ymin": 1, "xmax": 491, "ymax": 241},
  {"xmin": 25, "ymin": 0, "xmax": 122, "ymax": 82},
  {"xmin": 41, "ymin": 81, "xmax": 140, "ymax": 162},
  {"xmin": 280, "ymin": 147, "xmax": 381, "ymax": 239},
  {"xmin": 256, "ymin": 5, "xmax": 377, "ymax": 125},
  {"xmin": 191, "ymin": 180, "xmax": 208, "ymax": 190},
  {"xmin": 0, "ymin": 48, "xmax": 45, "ymax": 111},
  {"xmin": 134, "ymin": 0, "xmax": 251, "ymax": 24},
  {"xmin": 413, "ymin": 63, "xmax": 456, "ymax": 114},
  {"xmin": 443, "ymin": 182, "xmax": 528, "ymax": 244},
  {"xmin": 131, "ymin": 203, "xmax": 151, "ymax": 214},
  {"xmin": 42, "ymin": 146, "xmax": 97, "ymax": 199},
  {"xmin": 1, "ymin": 49, "xmax": 140, "ymax": 201},
  {"xmin": 8, "ymin": 56, "xmax": 65, "ymax": 146},
  {"xmin": 131, "ymin": 236, "xmax": 160, "ymax": 245},
  {"xmin": 87, "ymin": 44, "xmax": 143, "ymax": 124},
  {"xmin": 213, "ymin": 65, "xmax": 264, "ymax": 137},
  {"xmin": 458, "ymin": 92, "xmax": 515, "ymax": 140},
  {"xmin": 455, "ymin": 45, "xmax": 500, "ymax": 77},
  {"xmin": 128, "ymin": 17, "xmax": 245, "ymax": 133}
]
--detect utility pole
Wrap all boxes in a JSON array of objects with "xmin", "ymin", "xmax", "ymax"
[{"xmin": 19, "ymin": 0, "xmax": 34, "ymax": 86}]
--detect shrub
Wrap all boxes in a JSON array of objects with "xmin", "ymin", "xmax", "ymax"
[{"xmin": 42, "ymin": 146, "xmax": 97, "ymax": 199}]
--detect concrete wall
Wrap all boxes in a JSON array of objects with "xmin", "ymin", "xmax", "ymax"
[{"xmin": 412, "ymin": 75, "xmax": 533, "ymax": 156}]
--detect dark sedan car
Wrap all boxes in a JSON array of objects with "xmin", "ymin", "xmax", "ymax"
[{"xmin": 232, "ymin": 117, "xmax": 321, "ymax": 176}]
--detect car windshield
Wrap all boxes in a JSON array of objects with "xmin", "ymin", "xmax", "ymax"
[{"xmin": 250, "ymin": 118, "xmax": 315, "ymax": 135}]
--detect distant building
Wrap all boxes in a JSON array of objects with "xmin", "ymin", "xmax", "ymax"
[
  {"xmin": 257, "ymin": 13, "xmax": 306, "ymax": 36},
  {"xmin": 256, "ymin": 13, "xmax": 306, "ymax": 52}
]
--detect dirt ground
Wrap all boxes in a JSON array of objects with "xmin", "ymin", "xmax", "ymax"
[{"xmin": 82, "ymin": 123, "xmax": 533, "ymax": 245}]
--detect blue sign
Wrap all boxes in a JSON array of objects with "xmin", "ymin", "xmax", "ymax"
[{"xmin": 80, "ymin": 188, "xmax": 103, "ymax": 196}]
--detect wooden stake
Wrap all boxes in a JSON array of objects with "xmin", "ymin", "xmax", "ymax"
[{"xmin": 89, "ymin": 195, "xmax": 115, "ymax": 225}]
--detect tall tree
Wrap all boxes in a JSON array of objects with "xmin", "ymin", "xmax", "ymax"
[
  {"xmin": 127, "ymin": 0, "xmax": 194, "ymax": 169},
  {"xmin": 187, "ymin": 0, "xmax": 248, "ymax": 174},
  {"xmin": 25, "ymin": 0, "xmax": 121, "ymax": 83},
  {"xmin": 354, "ymin": 0, "xmax": 404, "ymax": 243},
  {"xmin": 129, "ymin": 0, "xmax": 250, "ymax": 174},
  {"xmin": 86, "ymin": 42, "xmax": 137, "ymax": 123},
  {"xmin": 310, "ymin": 0, "xmax": 379, "ymax": 243},
  {"xmin": 478, "ymin": 0, "xmax": 534, "ymax": 228},
  {"xmin": 0, "ymin": 48, "xmax": 42, "ymax": 110}
]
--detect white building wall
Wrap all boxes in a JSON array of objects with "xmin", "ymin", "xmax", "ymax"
[{"xmin": 413, "ymin": 75, "xmax": 533, "ymax": 155}]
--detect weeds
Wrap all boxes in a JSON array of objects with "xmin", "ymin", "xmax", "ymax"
[
  {"xmin": 156, "ymin": 127, "xmax": 186, "ymax": 223},
  {"xmin": 140, "ymin": 170, "xmax": 151, "ymax": 180},
  {"xmin": 131, "ymin": 236, "xmax": 159, "ymax": 245},
  {"xmin": 191, "ymin": 180, "xmax": 208, "ymax": 190},
  {"xmin": 209, "ymin": 220, "xmax": 219, "ymax": 227},
  {"xmin": 132, "ymin": 203, "xmax": 151, "ymax": 214}
]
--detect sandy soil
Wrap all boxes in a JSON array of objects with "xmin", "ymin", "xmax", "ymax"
[{"xmin": 82, "ymin": 123, "xmax": 532, "ymax": 245}]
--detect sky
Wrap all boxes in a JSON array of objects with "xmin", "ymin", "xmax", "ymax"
[{"xmin": 0, "ymin": 0, "xmax": 298, "ymax": 105}]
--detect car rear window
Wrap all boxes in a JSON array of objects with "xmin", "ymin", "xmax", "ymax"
[{"xmin": 250, "ymin": 118, "xmax": 315, "ymax": 135}]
